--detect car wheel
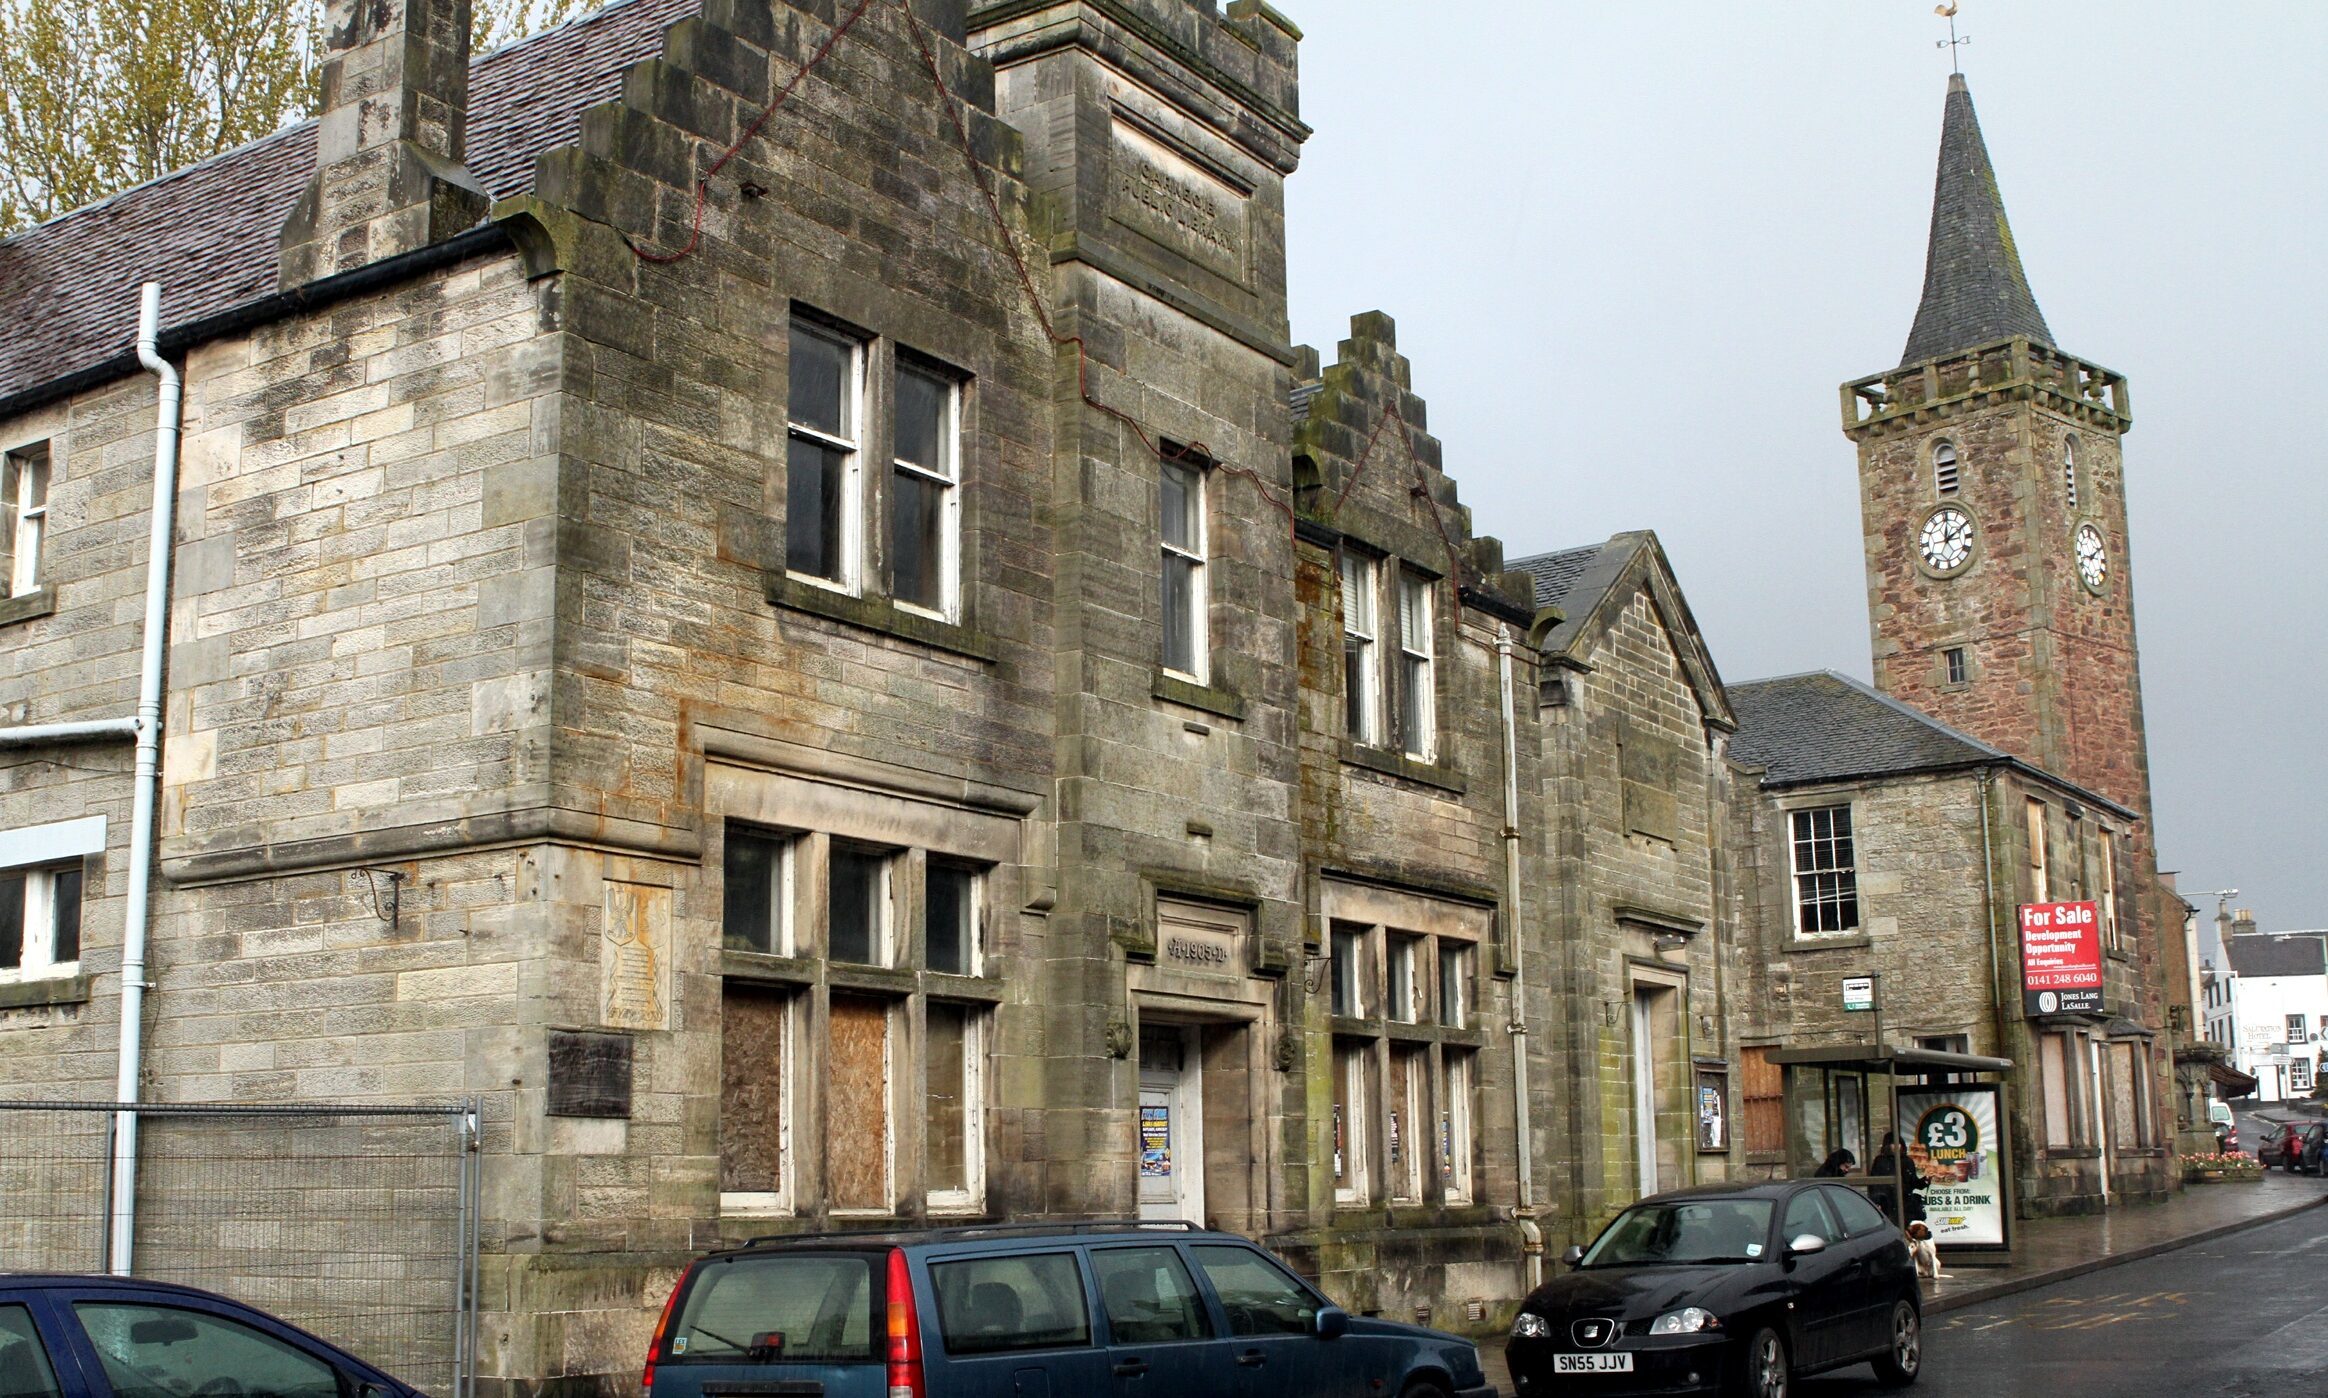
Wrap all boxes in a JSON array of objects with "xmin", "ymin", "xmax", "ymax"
[
  {"xmin": 1734, "ymin": 1327, "xmax": 1789, "ymax": 1398},
  {"xmin": 1872, "ymin": 1299, "xmax": 1922, "ymax": 1387}
]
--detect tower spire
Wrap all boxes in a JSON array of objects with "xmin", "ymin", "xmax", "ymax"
[{"xmin": 1898, "ymin": 74, "xmax": 2053, "ymax": 367}]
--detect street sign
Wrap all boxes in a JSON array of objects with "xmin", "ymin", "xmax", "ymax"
[
  {"xmin": 1842, "ymin": 975, "xmax": 1876, "ymax": 1012},
  {"xmin": 2020, "ymin": 901, "xmax": 2104, "ymax": 1015}
]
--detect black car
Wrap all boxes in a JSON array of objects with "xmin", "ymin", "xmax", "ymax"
[{"xmin": 1505, "ymin": 1180, "xmax": 1921, "ymax": 1397}]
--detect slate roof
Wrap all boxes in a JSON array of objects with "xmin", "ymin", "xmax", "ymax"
[
  {"xmin": 1899, "ymin": 73, "xmax": 2055, "ymax": 367},
  {"xmin": 1728, "ymin": 671, "xmax": 2001, "ymax": 785},
  {"xmin": 1505, "ymin": 544, "xmax": 1606, "ymax": 614},
  {"xmin": 0, "ymin": 0, "xmax": 693, "ymax": 402},
  {"xmin": 2224, "ymin": 933, "xmax": 2328, "ymax": 981},
  {"xmin": 1726, "ymin": 670, "xmax": 2135, "ymax": 820}
]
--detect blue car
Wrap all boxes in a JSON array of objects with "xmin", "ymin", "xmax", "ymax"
[
  {"xmin": 0, "ymin": 1273, "xmax": 422, "ymax": 1396},
  {"xmin": 642, "ymin": 1221, "xmax": 1498, "ymax": 1398}
]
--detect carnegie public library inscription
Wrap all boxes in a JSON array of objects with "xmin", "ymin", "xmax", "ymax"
[{"xmin": 1107, "ymin": 117, "xmax": 1249, "ymax": 287}]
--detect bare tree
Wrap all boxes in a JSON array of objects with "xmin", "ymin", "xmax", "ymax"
[{"xmin": 0, "ymin": 0, "xmax": 595, "ymax": 235}]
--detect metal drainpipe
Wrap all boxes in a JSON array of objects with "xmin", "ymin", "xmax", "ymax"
[
  {"xmin": 109, "ymin": 283, "xmax": 183, "ymax": 1274},
  {"xmin": 1496, "ymin": 625, "xmax": 1541, "ymax": 1288},
  {"xmin": 1979, "ymin": 770, "xmax": 2002, "ymax": 1024}
]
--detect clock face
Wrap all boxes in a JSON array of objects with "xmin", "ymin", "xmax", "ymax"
[
  {"xmin": 1918, "ymin": 507, "xmax": 1975, "ymax": 574},
  {"xmin": 2075, "ymin": 523, "xmax": 2108, "ymax": 591}
]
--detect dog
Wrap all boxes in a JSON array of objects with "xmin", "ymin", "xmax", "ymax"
[{"xmin": 1905, "ymin": 1220, "xmax": 1948, "ymax": 1279}]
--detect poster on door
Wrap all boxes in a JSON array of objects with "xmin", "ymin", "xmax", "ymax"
[
  {"xmin": 1897, "ymin": 1085, "xmax": 2006, "ymax": 1248},
  {"xmin": 1139, "ymin": 1104, "xmax": 1172, "ymax": 1177}
]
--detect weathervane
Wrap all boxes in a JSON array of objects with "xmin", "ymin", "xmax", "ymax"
[{"xmin": 1934, "ymin": 3, "xmax": 1970, "ymax": 73}]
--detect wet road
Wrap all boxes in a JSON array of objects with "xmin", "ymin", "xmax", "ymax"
[{"xmin": 1801, "ymin": 1205, "xmax": 2328, "ymax": 1396}]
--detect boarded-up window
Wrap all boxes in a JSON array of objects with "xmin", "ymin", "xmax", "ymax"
[
  {"xmin": 2110, "ymin": 1042, "xmax": 2140, "ymax": 1148},
  {"xmin": 926, "ymin": 1002, "xmax": 980, "ymax": 1210},
  {"xmin": 1740, "ymin": 1047, "xmax": 1784, "ymax": 1156},
  {"xmin": 1331, "ymin": 1039, "xmax": 1370, "ymax": 1204},
  {"xmin": 721, "ymin": 988, "xmax": 790, "ymax": 1198},
  {"xmin": 2039, "ymin": 1032, "xmax": 2072, "ymax": 1148},
  {"xmin": 1387, "ymin": 1046, "xmax": 1425, "ymax": 1203},
  {"xmin": 1440, "ymin": 1050, "xmax": 1474, "ymax": 1203},
  {"xmin": 828, "ymin": 994, "xmax": 892, "ymax": 1212}
]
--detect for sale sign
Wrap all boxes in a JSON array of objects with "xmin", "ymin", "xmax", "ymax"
[{"xmin": 2020, "ymin": 900, "xmax": 2104, "ymax": 1016}]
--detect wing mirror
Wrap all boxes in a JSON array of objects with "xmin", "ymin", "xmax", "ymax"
[
  {"xmin": 1314, "ymin": 1306, "xmax": 1350, "ymax": 1340},
  {"xmin": 1561, "ymin": 1245, "xmax": 1586, "ymax": 1269},
  {"xmin": 1785, "ymin": 1233, "xmax": 1828, "ymax": 1257}
]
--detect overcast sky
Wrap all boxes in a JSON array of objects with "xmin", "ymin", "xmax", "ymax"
[{"xmin": 1280, "ymin": 2, "xmax": 2328, "ymax": 943}]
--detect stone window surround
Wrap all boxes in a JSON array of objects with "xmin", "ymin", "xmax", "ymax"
[
  {"xmin": 0, "ymin": 440, "xmax": 56, "ymax": 627},
  {"xmin": 711, "ymin": 767, "xmax": 1015, "ymax": 1222},
  {"xmin": 1334, "ymin": 541, "xmax": 1446, "ymax": 767},
  {"xmin": 1931, "ymin": 437, "xmax": 1960, "ymax": 496},
  {"xmin": 1323, "ymin": 882, "xmax": 1490, "ymax": 1210},
  {"xmin": 1783, "ymin": 799, "xmax": 1860, "ymax": 939},
  {"xmin": 781, "ymin": 305, "xmax": 974, "ymax": 627},
  {"xmin": 1159, "ymin": 448, "xmax": 1210, "ymax": 685},
  {"xmin": 0, "ymin": 816, "xmax": 103, "ymax": 1008}
]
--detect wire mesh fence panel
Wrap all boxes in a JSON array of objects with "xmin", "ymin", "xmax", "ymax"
[
  {"xmin": 0, "ymin": 1105, "xmax": 112, "ymax": 1274},
  {"xmin": 0, "ymin": 1102, "xmax": 478, "ymax": 1396}
]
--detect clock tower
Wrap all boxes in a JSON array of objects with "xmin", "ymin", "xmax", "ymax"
[{"xmin": 1841, "ymin": 72, "xmax": 2151, "ymax": 823}]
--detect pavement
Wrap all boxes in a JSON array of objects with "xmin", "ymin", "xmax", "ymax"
[{"xmin": 1477, "ymin": 1170, "xmax": 2327, "ymax": 1394}]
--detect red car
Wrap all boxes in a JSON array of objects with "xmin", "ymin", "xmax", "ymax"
[{"xmin": 2257, "ymin": 1123, "xmax": 2298, "ymax": 1169}]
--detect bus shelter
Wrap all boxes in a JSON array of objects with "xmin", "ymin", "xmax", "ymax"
[{"xmin": 1766, "ymin": 1043, "xmax": 2016, "ymax": 1263}]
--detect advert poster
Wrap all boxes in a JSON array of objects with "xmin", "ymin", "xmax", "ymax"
[
  {"xmin": 1897, "ymin": 1085, "xmax": 2006, "ymax": 1248},
  {"xmin": 2020, "ymin": 900, "xmax": 2104, "ymax": 1016},
  {"xmin": 1139, "ymin": 1105, "xmax": 1172, "ymax": 1177}
]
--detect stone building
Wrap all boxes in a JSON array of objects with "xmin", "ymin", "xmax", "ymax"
[
  {"xmin": 1509, "ymin": 533, "xmax": 1742, "ymax": 1235},
  {"xmin": 1723, "ymin": 672, "xmax": 2171, "ymax": 1213},
  {"xmin": 0, "ymin": 0, "xmax": 1583, "ymax": 1385},
  {"xmin": 1718, "ymin": 71, "xmax": 2185, "ymax": 1217}
]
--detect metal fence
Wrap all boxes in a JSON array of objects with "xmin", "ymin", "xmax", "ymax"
[{"xmin": 0, "ymin": 1100, "xmax": 480, "ymax": 1396}]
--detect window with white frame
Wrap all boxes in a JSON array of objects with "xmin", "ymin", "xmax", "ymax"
[
  {"xmin": 1396, "ymin": 570, "xmax": 1435, "ymax": 759},
  {"xmin": 827, "ymin": 844, "xmax": 893, "ymax": 966},
  {"xmin": 2026, "ymin": 799, "xmax": 2050, "ymax": 903},
  {"xmin": 1386, "ymin": 933, "xmax": 1419, "ymax": 1024},
  {"xmin": 0, "ymin": 862, "xmax": 82, "ymax": 983},
  {"xmin": 722, "ymin": 826, "xmax": 793, "ymax": 955},
  {"xmin": 1789, "ymin": 805, "xmax": 1859, "ymax": 935},
  {"xmin": 2097, "ymin": 828, "xmax": 2122, "ymax": 952},
  {"xmin": 787, "ymin": 320, "xmax": 863, "ymax": 590},
  {"xmin": 1440, "ymin": 1049, "xmax": 1474, "ymax": 1203},
  {"xmin": 1160, "ymin": 457, "xmax": 1208, "ymax": 680},
  {"xmin": 1341, "ymin": 551, "xmax": 1380, "ymax": 744},
  {"xmin": 2, "ymin": 445, "xmax": 47, "ymax": 598},
  {"xmin": 1388, "ymin": 1045, "xmax": 1426, "ymax": 1202},
  {"xmin": 923, "ymin": 999, "xmax": 983, "ymax": 1211},
  {"xmin": 2063, "ymin": 436, "xmax": 2079, "ymax": 511},
  {"xmin": 2288, "ymin": 1014, "xmax": 2308, "ymax": 1044},
  {"xmin": 719, "ymin": 824, "xmax": 992, "ymax": 1217},
  {"xmin": 1933, "ymin": 440, "xmax": 1959, "ymax": 496},
  {"xmin": 890, "ymin": 360, "xmax": 961, "ymax": 618}
]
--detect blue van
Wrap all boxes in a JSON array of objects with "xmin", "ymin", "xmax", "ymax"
[{"xmin": 642, "ymin": 1221, "xmax": 1498, "ymax": 1398}]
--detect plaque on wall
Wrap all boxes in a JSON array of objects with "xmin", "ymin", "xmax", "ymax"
[
  {"xmin": 601, "ymin": 881, "xmax": 674, "ymax": 1031},
  {"xmin": 547, "ymin": 1029, "xmax": 633, "ymax": 1119}
]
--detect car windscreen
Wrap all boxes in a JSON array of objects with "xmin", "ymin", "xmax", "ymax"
[
  {"xmin": 668, "ymin": 1253, "xmax": 878, "ymax": 1363},
  {"xmin": 1581, "ymin": 1199, "xmax": 1775, "ymax": 1266}
]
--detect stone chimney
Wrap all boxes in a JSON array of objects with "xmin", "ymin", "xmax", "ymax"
[{"xmin": 279, "ymin": 0, "xmax": 489, "ymax": 287}]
